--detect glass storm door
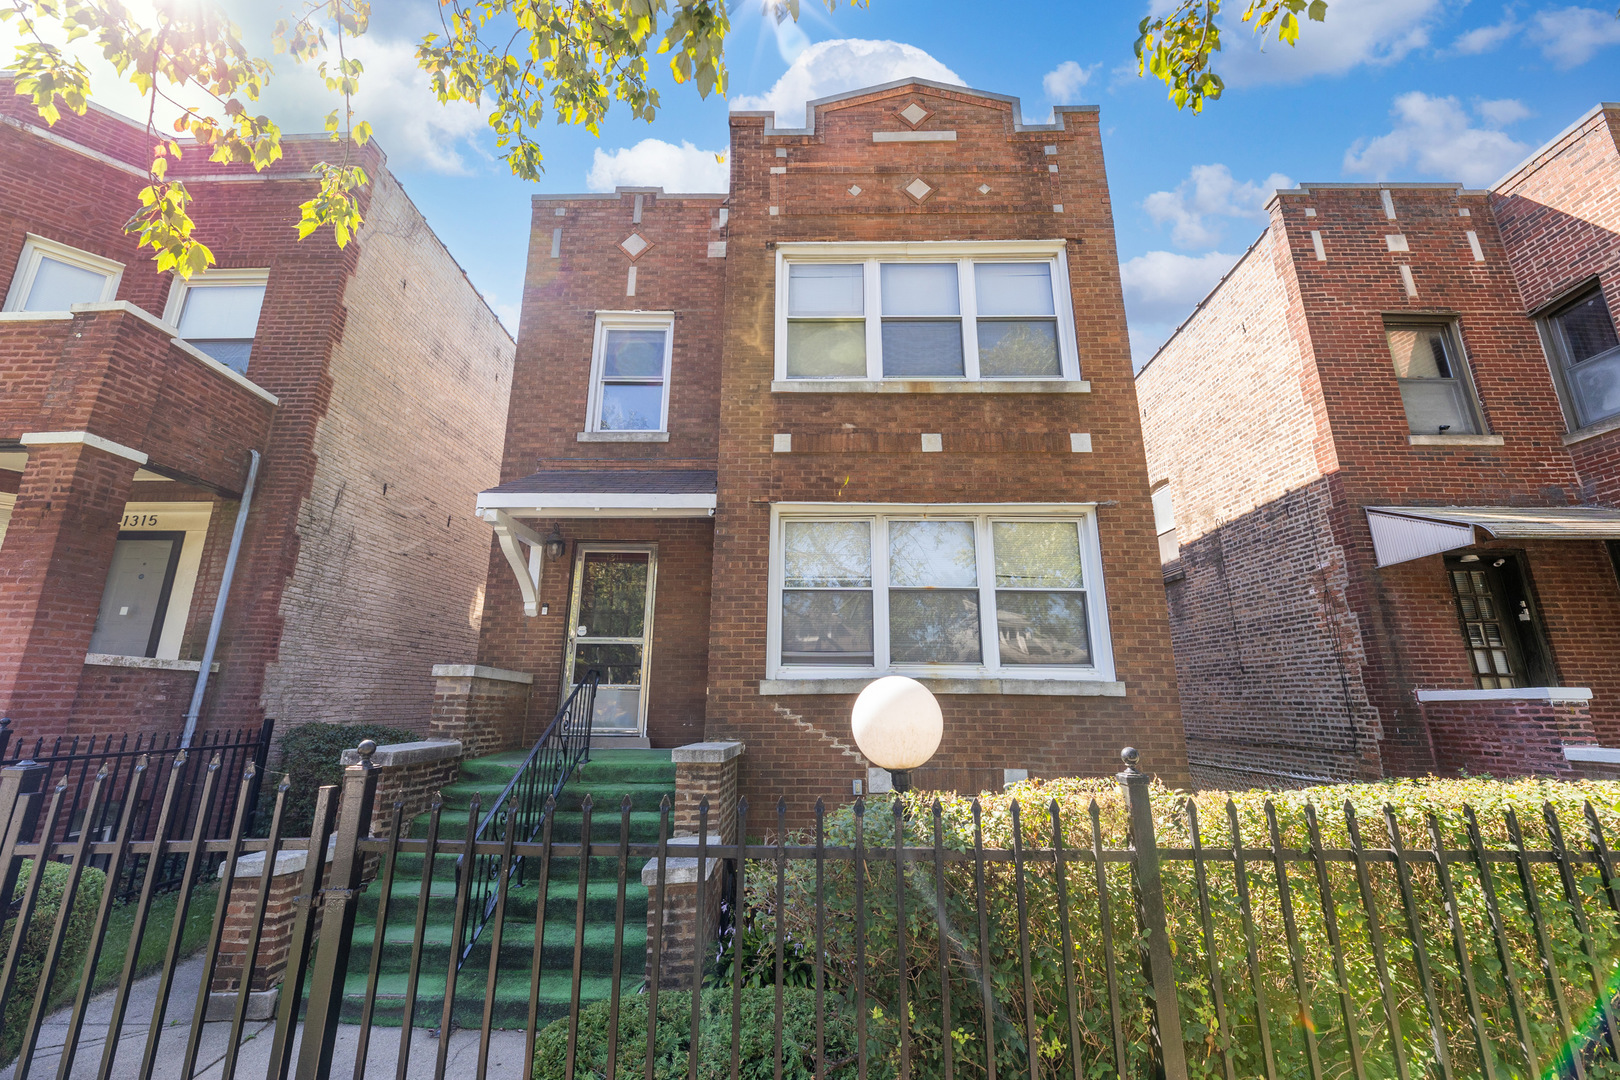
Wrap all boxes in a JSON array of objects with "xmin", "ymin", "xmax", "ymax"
[{"xmin": 564, "ymin": 545, "xmax": 656, "ymax": 735}]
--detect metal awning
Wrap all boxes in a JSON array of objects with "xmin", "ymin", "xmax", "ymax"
[
  {"xmin": 476, "ymin": 469, "xmax": 717, "ymax": 616},
  {"xmin": 1366, "ymin": 505, "xmax": 1620, "ymax": 567}
]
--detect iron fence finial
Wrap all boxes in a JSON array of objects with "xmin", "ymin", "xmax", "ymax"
[{"xmin": 1120, "ymin": 746, "xmax": 1144, "ymax": 776}]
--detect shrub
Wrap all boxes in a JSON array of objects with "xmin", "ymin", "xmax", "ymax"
[
  {"xmin": 532, "ymin": 986, "xmax": 864, "ymax": 1080},
  {"xmin": 750, "ymin": 775, "xmax": 1620, "ymax": 1080},
  {"xmin": 263, "ymin": 720, "xmax": 416, "ymax": 835},
  {"xmin": 2, "ymin": 859, "xmax": 106, "ymax": 1067}
]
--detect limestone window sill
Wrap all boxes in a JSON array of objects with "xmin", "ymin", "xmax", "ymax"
[
  {"xmin": 1414, "ymin": 686, "xmax": 1591, "ymax": 704},
  {"xmin": 84, "ymin": 653, "xmax": 218, "ymax": 673},
  {"xmin": 1407, "ymin": 434, "xmax": 1505, "ymax": 446},
  {"xmin": 1563, "ymin": 413, "xmax": 1620, "ymax": 446},
  {"xmin": 760, "ymin": 677, "xmax": 1125, "ymax": 697},
  {"xmin": 577, "ymin": 431, "xmax": 670, "ymax": 442},
  {"xmin": 771, "ymin": 379, "xmax": 1090, "ymax": 394}
]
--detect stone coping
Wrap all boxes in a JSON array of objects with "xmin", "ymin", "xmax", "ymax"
[
  {"xmin": 431, "ymin": 663, "xmax": 533, "ymax": 685},
  {"xmin": 1564, "ymin": 746, "xmax": 1620, "ymax": 764},
  {"xmin": 84, "ymin": 652, "xmax": 219, "ymax": 673},
  {"xmin": 760, "ymin": 678, "xmax": 1126, "ymax": 697},
  {"xmin": 1415, "ymin": 687, "xmax": 1593, "ymax": 704},
  {"xmin": 220, "ymin": 835, "xmax": 336, "ymax": 879},
  {"xmin": 670, "ymin": 741, "xmax": 744, "ymax": 764},
  {"xmin": 640, "ymin": 834, "xmax": 726, "ymax": 887},
  {"xmin": 341, "ymin": 739, "xmax": 462, "ymax": 767}
]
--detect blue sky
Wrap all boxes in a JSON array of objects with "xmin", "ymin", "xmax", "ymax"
[{"xmin": 14, "ymin": 1, "xmax": 1619, "ymax": 365}]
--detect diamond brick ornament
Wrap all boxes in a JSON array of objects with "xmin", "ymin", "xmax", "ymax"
[
  {"xmin": 904, "ymin": 178, "xmax": 933, "ymax": 202},
  {"xmin": 899, "ymin": 102, "xmax": 929, "ymax": 127},
  {"xmin": 620, "ymin": 233, "xmax": 649, "ymax": 258}
]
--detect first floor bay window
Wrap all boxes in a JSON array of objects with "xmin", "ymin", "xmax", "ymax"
[{"xmin": 771, "ymin": 506, "xmax": 1112, "ymax": 681}]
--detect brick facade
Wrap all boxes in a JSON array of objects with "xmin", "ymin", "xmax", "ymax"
[
  {"xmin": 0, "ymin": 85, "xmax": 513, "ymax": 750},
  {"xmin": 1138, "ymin": 103, "xmax": 1620, "ymax": 786},
  {"xmin": 470, "ymin": 80, "xmax": 1189, "ymax": 815}
]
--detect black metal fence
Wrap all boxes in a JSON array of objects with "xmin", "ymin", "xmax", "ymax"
[
  {"xmin": 0, "ymin": 717, "xmax": 272, "ymax": 903},
  {"xmin": 5, "ymin": 746, "xmax": 1620, "ymax": 1080}
]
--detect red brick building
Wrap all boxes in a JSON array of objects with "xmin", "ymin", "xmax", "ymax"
[
  {"xmin": 0, "ymin": 84, "xmax": 514, "ymax": 744},
  {"xmin": 1136, "ymin": 103, "xmax": 1620, "ymax": 787},
  {"xmin": 460, "ymin": 79, "xmax": 1190, "ymax": 811}
]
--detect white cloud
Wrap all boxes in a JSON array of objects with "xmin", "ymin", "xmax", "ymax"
[
  {"xmin": 1452, "ymin": 12, "xmax": 1519, "ymax": 54},
  {"xmin": 1218, "ymin": 0, "xmax": 1442, "ymax": 83},
  {"xmin": 1475, "ymin": 98, "xmax": 1533, "ymax": 126},
  {"xmin": 730, "ymin": 39, "xmax": 963, "ymax": 126},
  {"xmin": 1343, "ymin": 92, "xmax": 1530, "ymax": 186},
  {"xmin": 1530, "ymin": 7, "xmax": 1620, "ymax": 67},
  {"xmin": 1143, "ymin": 164, "xmax": 1293, "ymax": 249},
  {"xmin": 585, "ymin": 139, "xmax": 729, "ymax": 193},
  {"xmin": 1042, "ymin": 61, "xmax": 1096, "ymax": 102},
  {"xmin": 1120, "ymin": 250, "xmax": 1243, "ymax": 368}
]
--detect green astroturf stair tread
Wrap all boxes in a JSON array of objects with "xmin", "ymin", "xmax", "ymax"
[{"xmin": 345, "ymin": 748, "xmax": 672, "ymax": 1029}]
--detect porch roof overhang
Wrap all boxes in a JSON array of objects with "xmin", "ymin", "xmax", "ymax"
[
  {"xmin": 1365, "ymin": 505, "xmax": 1620, "ymax": 568},
  {"xmin": 476, "ymin": 469, "xmax": 716, "ymax": 617}
]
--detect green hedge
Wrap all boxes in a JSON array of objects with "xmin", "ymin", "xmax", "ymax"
[
  {"xmin": 2, "ymin": 859, "xmax": 106, "ymax": 1067},
  {"xmin": 264, "ymin": 721, "xmax": 416, "ymax": 835},
  {"xmin": 533, "ymin": 986, "xmax": 862, "ymax": 1080},
  {"xmin": 742, "ymin": 775, "xmax": 1620, "ymax": 1080}
]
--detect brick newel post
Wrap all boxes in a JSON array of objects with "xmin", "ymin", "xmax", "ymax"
[
  {"xmin": 208, "ymin": 840, "xmax": 335, "ymax": 1018},
  {"xmin": 644, "ymin": 741, "xmax": 744, "ymax": 988}
]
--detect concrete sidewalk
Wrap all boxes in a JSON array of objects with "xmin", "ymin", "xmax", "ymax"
[{"xmin": 1, "ymin": 956, "xmax": 532, "ymax": 1080}]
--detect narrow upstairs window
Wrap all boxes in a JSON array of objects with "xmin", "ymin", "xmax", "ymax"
[
  {"xmin": 1547, "ymin": 287, "xmax": 1620, "ymax": 428},
  {"xmin": 588, "ymin": 312, "xmax": 674, "ymax": 432},
  {"xmin": 1385, "ymin": 321, "xmax": 1481, "ymax": 435}
]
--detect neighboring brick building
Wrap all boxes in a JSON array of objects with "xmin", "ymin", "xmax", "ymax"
[
  {"xmin": 0, "ymin": 83, "xmax": 514, "ymax": 745},
  {"xmin": 460, "ymin": 78, "xmax": 1190, "ymax": 813},
  {"xmin": 1136, "ymin": 103, "xmax": 1620, "ymax": 788}
]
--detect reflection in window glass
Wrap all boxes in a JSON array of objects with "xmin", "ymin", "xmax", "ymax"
[
  {"xmin": 26, "ymin": 256, "xmax": 109, "ymax": 311},
  {"xmin": 594, "ymin": 325, "xmax": 669, "ymax": 430},
  {"xmin": 781, "ymin": 520, "xmax": 873, "ymax": 665},
  {"xmin": 889, "ymin": 520, "xmax": 980, "ymax": 663},
  {"xmin": 177, "ymin": 283, "xmax": 266, "ymax": 374},
  {"xmin": 576, "ymin": 552, "xmax": 649, "ymax": 638},
  {"xmin": 1551, "ymin": 289, "xmax": 1620, "ymax": 428},
  {"xmin": 992, "ymin": 521, "xmax": 1089, "ymax": 665},
  {"xmin": 881, "ymin": 264, "xmax": 963, "ymax": 378},
  {"xmin": 1386, "ymin": 323, "xmax": 1479, "ymax": 435}
]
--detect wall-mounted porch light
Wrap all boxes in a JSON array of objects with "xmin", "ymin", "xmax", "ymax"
[{"xmin": 544, "ymin": 525, "xmax": 566, "ymax": 561}]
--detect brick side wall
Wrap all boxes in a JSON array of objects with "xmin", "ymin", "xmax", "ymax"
[
  {"xmin": 261, "ymin": 171, "xmax": 514, "ymax": 734},
  {"xmin": 430, "ymin": 673, "xmax": 531, "ymax": 758},
  {"xmin": 1419, "ymin": 696, "xmax": 1595, "ymax": 778}
]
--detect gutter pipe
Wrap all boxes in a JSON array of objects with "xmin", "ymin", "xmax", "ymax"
[{"xmin": 182, "ymin": 448, "xmax": 260, "ymax": 748}]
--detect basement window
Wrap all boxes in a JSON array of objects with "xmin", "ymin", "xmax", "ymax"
[
  {"xmin": 3, "ymin": 235, "xmax": 123, "ymax": 312},
  {"xmin": 163, "ymin": 269, "xmax": 268, "ymax": 375},
  {"xmin": 776, "ymin": 242, "xmax": 1078, "ymax": 383},
  {"xmin": 1385, "ymin": 320, "xmax": 1482, "ymax": 435},
  {"xmin": 768, "ymin": 504, "xmax": 1113, "ymax": 681}
]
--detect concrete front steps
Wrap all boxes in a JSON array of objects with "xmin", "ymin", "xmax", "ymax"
[{"xmin": 345, "ymin": 748, "xmax": 676, "ymax": 1029}]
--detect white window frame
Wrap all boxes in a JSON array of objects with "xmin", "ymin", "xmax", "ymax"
[
  {"xmin": 774, "ymin": 241, "xmax": 1079, "ymax": 383},
  {"xmin": 162, "ymin": 266, "xmax": 269, "ymax": 329},
  {"xmin": 766, "ymin": 502, "xmax": 1114, "ymax": 683},
  {"xmin": 3, "ymin": 234, "xmax": 123, "ymax": 312},
  {"xmin": 98, "ymin": 501, "xmax": 214, "ymax": 660},
  {"xmin": 585, "ymin": 310, "xmax": 675, "ymax": 434}
]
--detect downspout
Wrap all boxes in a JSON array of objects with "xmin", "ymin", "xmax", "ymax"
[{"xmin": 182, "ymin": 448, "xmax": 260, "ymax": 748}]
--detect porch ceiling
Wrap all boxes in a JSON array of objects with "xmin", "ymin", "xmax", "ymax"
[
  {"xmin": 476, "ymin": 467, "xmax": 717, "ymax": 518},
  {"xmin": 1366, "ymin": 505, "xmax": 1620, "ymax": 567}
]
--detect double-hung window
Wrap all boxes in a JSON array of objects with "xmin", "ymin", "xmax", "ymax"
[
  {"xmin": 587, "ymin": 312, "xmax": 674, "ymax": 433},
  {"xmin": 1544, "ymin": 286, "xmax": 1620, "ymax": 429},
  {"xmin": 164, "ymin": 269, "xmax": 268, "ymax": 375},
  {"xmin": 3, "ymin": 235, "xmax": 123, "ymax": 312},
  {"xmin": 1385, "ymin": 320, "xmax": 1482, "ymax": 435},
  {"xmin": 777, "ymin": 242, "xmax": 1078, "ymax": 383},
  {"xmin": 771, "ymin": 506, "xmax": 1111, "ymax": 681}
]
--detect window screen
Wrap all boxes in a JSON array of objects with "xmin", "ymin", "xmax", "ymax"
[{"xmin": 178, "ymin": 283, "xmax": 266, "ymax": 374}]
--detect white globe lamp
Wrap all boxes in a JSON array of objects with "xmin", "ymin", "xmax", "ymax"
[{"xmin": 851, "ymin": 675, "xmax": 943, "ymax": 794}]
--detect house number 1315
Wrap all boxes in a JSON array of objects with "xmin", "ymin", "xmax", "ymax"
[{"xmin": 121, "ymin": 513, "xmax": 162, "ymax": 528}]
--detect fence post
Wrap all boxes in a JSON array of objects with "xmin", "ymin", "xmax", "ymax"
[
  {"xmin": 294, "ymin": 740, "xmax": 379, "ymax": 1080},
  {"xmin": 1119, "ymin": 747, "xmax": 1189, "ymax": 1080},
  {"xmin": 243, "ymin": 717, "xmax": 275, "ymax": 836},
  {"xmin": 0, "ymin": 717, "xmax": 12, "ymax": 764},
  {"xmin": 0, "ymin": 759, "xmax": 49, "ymax": 906}
]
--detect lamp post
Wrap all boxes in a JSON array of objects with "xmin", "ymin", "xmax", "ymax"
[{"xmin": 850, "ymin": 675, "xmax": 943, "ymax": 794}]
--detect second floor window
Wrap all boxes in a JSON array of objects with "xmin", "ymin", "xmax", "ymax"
[
  {"xmin": 165, "ymin": 270, "xmax": 268, "ymax": 375},
  {"xmin": 1545, "ymin": 286, "xmax": 1620, "ymax": 429},
  {"xmin": 588, "ymin": 312, "xmax": 673, "ymax": 432},
  {"xmin": 777, "ymin": 242, "xmax": 1078, "ymax": 383},
  {"xmin": 1385, "ymin": 320, "xmax": 1482, "ymax": 435},
  {"xmin": 3, "ymin": 235, "xmax": 122, "ymax": 312}
]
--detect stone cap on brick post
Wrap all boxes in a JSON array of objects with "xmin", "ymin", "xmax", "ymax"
[
  {"xmin": 671, "ymin": 741, "xmax": 744, "ymax": 844},
  {"xmin": 431, "ymin": 664, "xmax": 534, "ymax": 758},
  {"xmin": 209, "ymin": 834, "xmax": 338, "ymax": 1020},
  {"xmin": 340, "ymin": 739, "xmax": 463, "ymax": 840}
]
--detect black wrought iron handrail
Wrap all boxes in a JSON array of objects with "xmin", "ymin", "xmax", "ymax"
[{"xmin": 457, "ymin": 672, "xmax": 599, "ymax": 965}]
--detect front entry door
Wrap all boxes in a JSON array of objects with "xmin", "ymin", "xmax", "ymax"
[{"xmin": 564, "ymin": 544, "xmax": 657, "ymax": 735}]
